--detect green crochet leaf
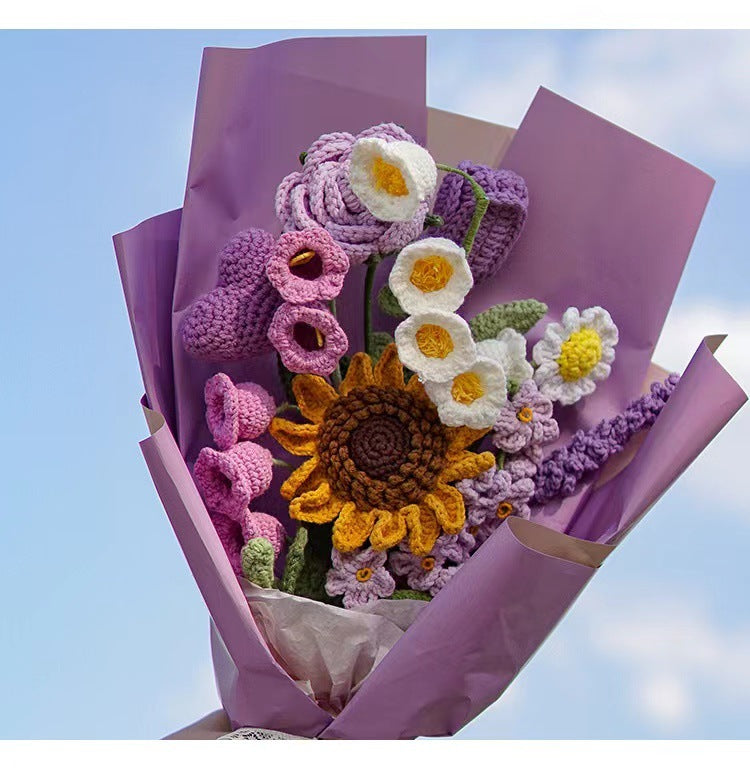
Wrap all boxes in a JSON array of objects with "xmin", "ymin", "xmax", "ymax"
[
  {"xmin": 377, "ymin": 284, "xmax": 407, "ymax": 319},
  {"xmin": 389, "ymin": 589, "xmax": 432, "ymax": 601},
  {"xmin": 469, "ymin": 299, "xmax": 548, "ymax": 341},
  {"xmin": 241, "ymin": 538, "xmax": 275, "ymax": 589},
  {"xmin": 369, "ymin": 332, "xmax": 394, "ymax": 362},
  {"xmin": 280, "ymin": 526, "xmax": 308, "ymax": 594}
]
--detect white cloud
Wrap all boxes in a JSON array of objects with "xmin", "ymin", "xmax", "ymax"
[
  {"xmin": 653, "ymin": 301, "xmax": 750, "ymax": 514},
  {"xmin": 431, "ymin": 31, "xmax": 750, "ymax": 164},
  {"xmin": 634, "ymin": 673, "xmax": 692, "ymax": 730}
]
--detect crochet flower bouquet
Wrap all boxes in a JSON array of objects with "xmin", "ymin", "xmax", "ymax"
[{"xmin": 115, "ymin": 37, "xmax": 746, "ymax": 739}]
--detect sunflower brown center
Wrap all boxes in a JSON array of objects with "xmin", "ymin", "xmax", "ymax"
[{"xmin": 317, "ymin": 385, "xmax": 449, "ymax": 511}]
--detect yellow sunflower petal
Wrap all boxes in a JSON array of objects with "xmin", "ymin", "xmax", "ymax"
[
  {"xmin": 424, "ymin": 483, "xmax": 466, "ymax": 535},
  {"xmin": 442, "ymin": 449, "xmax": 495, "ymax": 483},
  {"xmin": 406, "ymin": 373, "xmax": 432, "ymax": 407},
  {"xmin": 403, "ymin": 504, "xmax": 440, "ymax": 556},
  {"xmin": 280, "ymin": 456, "xmax": 322, "ymax": 501},
  {"xmin": 269, "ymin": 417, "xmax": 319, "ymax": 456},
  {"xmin": 445, "ymin": 425, "xmax": 490, "ymax": 454},
  {"xmin": 374, "ymin": 342, "xmax": 405, "ymax": 390},
  {"xmin": 339, "ymin": 352, "xmax": 374, "ymax": 396},
  {"xmin": 369, "ymin": 508, "xmax": 407, "ymax": 551},
  {"xmin": 333, "ymin": 502, "xmax": 377, "ymax": 552},
  {"xmin": 289, "ymin": 482, "xmax": 344, "ymax": 525},
  {"xmin": 291, "ymin": 374, "xmax": 339, "ymax": 423}
]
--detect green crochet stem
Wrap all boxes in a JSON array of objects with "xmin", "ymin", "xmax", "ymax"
[
  {"xmin": 280, "ymin": 526, "xmax": 308, "ymax": 594},
  {"xmin": 469, "ymin": 299, "xmax": 548, "ymax": 341},
  {"xmin": 436, "ymin": 163, "xmax": 489, "ymax": 256},
  {"xmin": 328, "ymin": 299, "xmax": 343, "ymax": 388},
  {"xmin": 390, "ymin": 589, "xmax": 431, "ymax": 601},
  {"xmin": 241, "ymin": 538, "xmax": 275, "ymax": 588},
  {"xmin": 496, "ymin": 450, "xmax": 507, "ymax": 470},
  {"xmin": 363, "ymin": 253, "xmax": 382, "ymax": 354}
]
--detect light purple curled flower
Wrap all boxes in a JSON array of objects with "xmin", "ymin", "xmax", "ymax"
[
  {"xmin": 268, "ymin": 302, "xmax": 348, "ymax": 376},
  {"xmin": 390, "ymin": 541, "xmax": 457, "ymax": 596},
  {"xmin": 492, "ymin": 380, "xmax": 559, "ymax": 454},
  {"xmin": 433, "ymin": 532, "xmax": 474, "ymax": 564},
  {"xmin": 275, "ymin": 123, "xmax": 429, "ymax": 264},
  {"xmin": 325, "ymin": 548, "xmax": 395, "ymax": 608},
  {"xmin": 506, "ymin": 453, "xmax": 540, "ymax": 480},
  {"xmin": 266, "ymin": 227, "xmax": 350, "ymax": 304}
]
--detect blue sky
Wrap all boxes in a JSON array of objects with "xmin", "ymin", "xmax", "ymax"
[{"xmin": 0, "ymin": 30, "xmax": 748, "ymax": 739}]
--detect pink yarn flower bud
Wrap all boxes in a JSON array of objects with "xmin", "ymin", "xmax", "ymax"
[
  {"xmin": 266, "ymin": 227, "xmax": 349, "ymax": 304},
  {"xmin": 267, "ymin": 302, "xmax": 348, "ymax": 376},
  {"xmin": 240, "ymin": 510, "xmax": 287, "ymax": 557},
  {"xmin": 204, "ymin": 373, "xmax": 276, "ymax": 450},
  {"xmin": 193, "ymin": 441, "xmax": 273, "ymax": 518}
]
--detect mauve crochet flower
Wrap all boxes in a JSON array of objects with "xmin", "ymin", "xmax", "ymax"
[
  {"xmin": 534, "ymin": 374, "xmax": 680, "ymax": 503},
  {"xmin": 240, "ymin": 510, "xmax": 286, "ymax": 557},
  {"xmin": 506, "ymin": 453, "xmax": 540, "ymax": 480},
  {"xmin": 268, "ymin": 302, "xmax": 348, "ymax": 376},
  {"xmin": 204, "ymin": 373, "xmax": 276, "ymax": 450},
  {"xmin": 493, "ymin": 380, "xmax": 559, "ymax": 454},
  {"xmin": 275, "ymin": 123, "xmax": 429, "ymax": 264},
  {"xmin": 181, "ymin": 229, "xmax": 282, "ymax": 361},
  {"xmin": 428, "ymin": 161, "xmax": 528, "ymax": 284},
  {"xmin": 390, "ymin": 541, "xmax": 456, "ymax": 596},
  {"xmin": 211, "ymin": 509, "xmax": 286, "ymax": 576},
  {"xmin": 433, "ymin": 532, "xmax": 474, "ymax": 564},
  {"xmin": 325, "ymin": 548, "xmax": 395, "ymax": 608},
  {"xmin": 266, "ymin": 227, "xmax": 350, "ymax": 304},
  {"xmin": 211, "ymin": 511, "xmax": 245, "ymax": 576},
  {"xmin": 193, "ymin": 441, "xmax": 274, "ymax": 518}
]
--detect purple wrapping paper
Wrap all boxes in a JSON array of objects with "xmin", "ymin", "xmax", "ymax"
[{"xmin": 114, "ymin": 36, "xmax": 746, "ymax": 738}]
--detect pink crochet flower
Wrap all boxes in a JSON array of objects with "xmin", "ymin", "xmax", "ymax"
[
  {"xmin": 390, "ymin": 541, "xmax": 457, "ymax": 597},
  {"xmin": 275, "ymin": 123, "xmax": 429, "ymax": 264},
  {"xmin": 181, "ymin": 229, "xmax": 283, "ymax": 361},
  {"xmin": 268, "ymin": 302, "xmax": 348, "ymax": 376},
  {"xmin": 204, "ymin": 373, "xmax": 276, "ymax": 450},
  {"xmin": 325, "ymin": 548, "xmax": 395, "ymax": 609},
  {"xmin": 492, "ymin": 380, "xmax": 559, "ymax": 454},
  {"xmin": 211, "ymin": 511, "xmax": 245, "ymax": 576},
  {"xmin": 240, "ymin": 510, "xmax": 287, "ymax": 556},
  {"xmin": 193, "ymin": 441, "xmax": 273, "ymax": 518},
  {"xmin": 266, "ymin": 227, "xmax": 349, "ymax": 304}
]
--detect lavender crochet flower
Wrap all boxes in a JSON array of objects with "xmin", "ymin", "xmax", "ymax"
[
  {"xmin": 266, "ymin": 227, "xmax": 350, "ymax": 304},
  {"xmin": 275, "ymin": 123, "xmax": 429, "ymax": 264},
  {"xmin": 268, "ymin": 302, "xmax": 348, "ymax": 376},
  {"xmin": 428, "ymin": 161, "xmax": 528, "ymax": 283},
  {"xmin": 493, "ymin": 380, "xmax": 559, "ymax": 454},
  {"xmin": 433, "ymin": 532, "xmax": 474, "ymax": 564},
  {"xmin": 325, "ymin": 548, "xmax": 395, "ymax": 608},
  {"xmin": 534, "ymin": 374, "xmax": 680, "ymax": 504},
  {"xmin": 390, "ymin": 541, "xmax": 456, "ymax": 596},
  {"xmin": 506, "ymin": 453, "xmax": 540, "ymax": 480}
]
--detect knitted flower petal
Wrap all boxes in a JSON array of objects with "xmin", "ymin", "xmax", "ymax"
[
  {"xmin": 405, "ymin": 504, "xmax": 441, "ymax": 557},
  {"xmin": 291, "ymin": 374, "xmax": 339, "ymax": 424},
  {"xmin": 349, "ymin": 137, "xmax": 437, "ymax": 222},
  {"xmin": 389, "ymin": 237, "xmax": 473, "ymax": 315},
  {"xmin": 211, "ymin": 512, "xmax": 245, "ymax": 576},
  {"xmin": 268, "ymin": 418, "xmax": 319, "ymax": 456},
  {"xmin": 374, "ymin": 342, "xmax": 406, "ymax": 389},
  {"xmin": 240, "ymin": 510, "xmax": 287, "ymax": 556},
  {"xmin": 266, "ymin": 227, "xmax": 350, "ymax": 304},
  {"xmin": 339, "ymin": 352, "xmax": 374, "ymax": 396},
  {"xmin": 369, "ymin": 509, "xmax": 407, "ymax": 551},
  {"xmin": 280, "ymin": 456, "xmax": 323, "ymax": 501},
  {"xmin": 204, "ymin": 373, "xmax": 276, "ymax": 450},
  {"xmin": 332, "ymin": 503, "xmax": 378, "ymax": 553},
  {"xmin": 425, "ymin": 483, "xmax": 466, "ymax": 535},
  {"xmin": 395, "ymin": 311, "xmax": 476, "ymax": 382},
  {"xmin": 441, "ymin": 449, "xmax": 495, "ymax": 483},
  {"xmin": 268, "ymin": 302, "xmax": 349, "ymax": 376},
  {"xmin": 475, "ymin": 328, "xmax": 533, "ymax": 389},
  {"xmin": 289, "ymin": 483, "xmax": 344, "ymax": 525}
]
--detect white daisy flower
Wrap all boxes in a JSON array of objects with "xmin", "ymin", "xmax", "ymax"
[
  {"xmin": 348, "ymin": 138, "xmax": 437, "ymax": 222},
  {"xmin": 532, "ymin": 306, "xmax": 619, "ymax": 405},
  {"xmin": 395, "ymin": 311, "xmax": 476, "ymax": 382},
  {"xmin": 475, "ymin": 328, "xmax": 533, "ymax": 389},
  {"xmin": 424, "ymin": 358, "xmax": 507, "ymax": 429},
  {"xmin": 389, "ymin": 237, "xmax": 472, "ymax": 315}
]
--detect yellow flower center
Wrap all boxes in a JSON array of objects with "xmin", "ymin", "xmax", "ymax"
[
  {"xmin": 355, "ymin": 567, "xmax": 373, "ymax": 582},
  {"xmin": 451, "ymin": 371, "xmax": 484, "ymax": 405},
  {"xmin": 517, "ymin": 406, "xmax": 534, "ymax": 423},
  {"xmin": 497, "ymin": 501, "xmax": 513, "ymax": 519},
  {"xmin": 557, "ymin": 327, "xmax": 603, "ymax": 382},
  {"xmin": 415, "ymin": 324, "xmax": 454, "ymax": 359},
  {"xmin": 421, "ymin": 556, "xmax": 436, "ymax": 572},
  {"xmin": 372, "ymin": 157, "xmax": 408, "ymax": 196},
  {"xmin": 409, "ymin": 255, "xmax": 454, "ymax": 293}
]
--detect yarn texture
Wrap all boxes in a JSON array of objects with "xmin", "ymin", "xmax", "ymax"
[
  {"xmin": 204, "ymin": 373, "xmax": 276, "ymax": 450},
  {"xmin": 469, "ymin": 299, "xmax": 548, "ymax": 341},
  {"xmin": 181, "ymin": 229, "xmax": 282, "ymax": 360},
  {"xmin": 429, "ymin": 162, "xmax": 528, "ymax": 284},
  {"xmin": 241, "ymin": 538, "xmax": 275, "ymax": 588},
  {"xmin": 534, "ymin": 374, "xmax": 680, "ymax": 503}
]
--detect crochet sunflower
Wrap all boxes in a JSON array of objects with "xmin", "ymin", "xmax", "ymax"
[{"xmin": 270, "ymin": 344, "xmax": 494, "ymax": 555}]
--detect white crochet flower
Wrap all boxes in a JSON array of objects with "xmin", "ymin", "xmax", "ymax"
[
  {"xmin": 389, "ymin": 237, "xmax": 473, "ymax": 315},
  {"xmin": 424, "ymin": 357, "xmax": 507, "ymax": 428},
  {"xmin": 475, "ymin": 328, "xmax": 533, "ymax": 389},
  {"xmin": 349, "ymin": 138, "xmax": 437, "ymax": 222},
  {"xmin": 532, "ymin": 306, "xmax": 618, "ymax": 406},
  {"xmin": 395, "ymin": 311, "xmax": 476, "ymax": 382}
]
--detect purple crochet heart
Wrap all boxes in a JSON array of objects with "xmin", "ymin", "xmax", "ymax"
[
  {"xmin": 181, "ymin": 228, "xmax": 283, "ymax": 361},
  {"xmin": 429, "ymin": 161, "xmax": 528, "ymax": 284}
]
